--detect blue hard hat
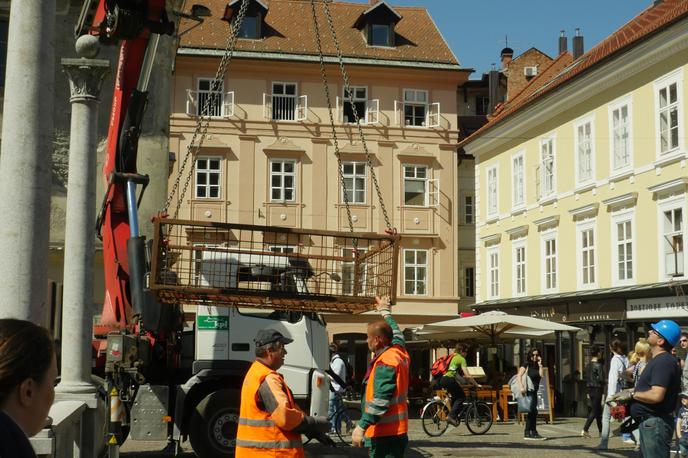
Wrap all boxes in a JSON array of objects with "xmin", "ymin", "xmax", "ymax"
[{"xmin": 651, "ymin": 319, "xmax": 681, "ymax": 347}]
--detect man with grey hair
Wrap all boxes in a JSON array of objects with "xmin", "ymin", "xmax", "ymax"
[{"xmin": 235, "ymin": 328, "xmax": 332, "ymax": 457}]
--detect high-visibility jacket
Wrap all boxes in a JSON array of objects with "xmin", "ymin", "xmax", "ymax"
[
  {"xmin": 235, "ymin": 361, "xmax": 304, "ymax": 457},
  {"xmin": 364, "ymin": 344, "xmax": 410, "ymax": 438}
]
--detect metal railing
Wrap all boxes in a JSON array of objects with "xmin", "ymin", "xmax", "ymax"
[
  {"xmin": 263, "ymin": 93, "xmax": 307, "ymax": 121},
  {"xmin": 186, "ymin": 90, "xmax": 234, "ymax": 117}
]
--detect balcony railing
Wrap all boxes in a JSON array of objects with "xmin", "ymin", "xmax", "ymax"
[
  {"xmin": 263, "ymin": 93, "xmax": 307, "ymax": 121},
  {"xmin": 394, "ymin": 101, "xmax": 441, "ymax": 128},
  {"xmin": 186, "ymin": 90, "xmax": 234, "ymax": 117}
]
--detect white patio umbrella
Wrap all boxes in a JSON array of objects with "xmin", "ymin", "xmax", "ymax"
[{"xmin": 415, "ymin": 310, "xmax": 581, "ymax": 344}]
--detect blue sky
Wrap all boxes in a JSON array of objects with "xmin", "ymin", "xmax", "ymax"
[{"xmin": 355, "ymin": 0, "xmax": 654, "ymax": 78}]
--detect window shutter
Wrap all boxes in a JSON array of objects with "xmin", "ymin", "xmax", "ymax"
[
  {"xmin": 186, "ymin": 89, "xmax": 197, "ymax": 116},
  {"xmin": 428, "ymin": 178, "xmax": 440, "ymax": 207},
  {"xmin": 336, "ymin": 96, "xmax": 341, "ymax": 123},
  {"xmin": 262, "ymin": 93, "xmax": 271, "ymax": 120},
  {"xmin": 296, "ymin": 95, "xmax": 308, "ymax": 121},
  {"xmin": 367, "ymin": 99, "xmax": 380, "ymax": 125},
  {"xmin": 394, "ymin": 100, "xmax": 400, "ymax": 126},
  {"xmin": 427, "ymin": 102, "xmax": 440, "ymax": 128},
  {"xmin": 222, "ymin": 91, "xmax": 234, "ymax": 118}
]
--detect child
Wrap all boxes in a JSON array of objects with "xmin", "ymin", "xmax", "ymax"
[{"xmin": 677, "ymin": 392, "xmax": 688, "ymax": 456}]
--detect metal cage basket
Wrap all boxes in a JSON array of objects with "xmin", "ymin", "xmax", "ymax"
[{"xmin": 149, "ymin": 218, "xmax": 399, "ymax": 313}]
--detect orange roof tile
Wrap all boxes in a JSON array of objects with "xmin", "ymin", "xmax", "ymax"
[
  {"xmin": 179, "ymin": 0, "xmax": 459, "ymax": 66},
  {"xmin": 462, "ymin": 0, "xmax": 688, "ymax": 146}
]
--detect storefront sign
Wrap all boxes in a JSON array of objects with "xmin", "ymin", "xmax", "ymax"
[
  {"xmin": 564, "ymin": 300, "xmax": 625, "ymax": 323},
  {"xmin": 626, "ymin": 296, "xmax": 688, "ymax": 319}
]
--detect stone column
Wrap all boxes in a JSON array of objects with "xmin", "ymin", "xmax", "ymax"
[
  {"xmin": 55, "ymin": 35, "xmax": 110, "ymax": 457},
  {"xmin": 0, "ymin": 0, "xmax": 55, "ymax": 323}
]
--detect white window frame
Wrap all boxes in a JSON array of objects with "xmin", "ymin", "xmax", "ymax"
[
  {"xmin": 611, "ymin": 209, "xmax": 636, "ymax": 286},
  {"xmin": 264, "ymin": 81, "xmax": 307, "ymax": 122},
  {"xmin": 188, "ymin": 77, "xmax": 233, "ymax": 118},
  {"xmin": 486, "ymin": 164, "xmax": 498, "ymax": 218},
  {"xmin": 657, "ymin": 196, "xmax": 686, "ymax": 280},
  {"xmin": 337, "ymin": 86, "xmax": 367, "ymax": 124},
  {"xmin": 512, "ymin": 239, "xmax": 526, "ymax": 297},
  {"xmin": 464, "ymin": 194, "xmax": 474, "ymax": 225},
  {"xmin": 511, "ymin": 151, "xmax": 525, "ymax": 210},
  {"xmin": 269, "ymin": 245, "xmax": 296, "ymax": 254},
  {"xmin": 654, "ymin": 69, "xmax": 684, "ymax": 158},
  {"xmin": 464, "ymin": 266, "xmax": 475, "ymax": 298},
  {"xmin": 194, "ymin": 156, "xmax": 222, "ymax": 199},
  {"xmin": 402, "ymin": 164, "xmax": 439, "ymax": 207},
  {"xmin": 538, "ymin": 136, "xmax": 556, "ymax": 201},
  {"xmin": 576, "ymin": 219, "xmax": 597, "ymax": 290},
  {"xmin": 541, "ymin": 230, "xmax": 558, "ymax": 293},
  {"xmin": 608, "ymin": 96, "xmax": 633, "ymax": 174},
  {"xmin": 342, "ymin": 247, "xmax": 368, "ymax": 295},
  {"xmin": 403, "ymin": 249, "xmax": 428, "ymax": 296},
  {"xmin": 487, "ymin": 246, "xmax": 499, "ymax": 299},
  {"xmin": 269, "ymin": 159, "xmax": 297, "ymax": 202},
  {"xmin": 574, "ymin": 115, "xmax": 595, "ymax": 187},
  {"xmin": 341, "ymin": 161, "xmax": 366, "ymax": 204},
  {"xmin": 396, "ymin": 89, "xmax": 439, "ymax": 128}
]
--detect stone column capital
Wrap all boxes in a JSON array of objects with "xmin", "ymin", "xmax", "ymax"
[{"xmin": 61, "ymin": 58, "xmax": 110, "ymax": 103}]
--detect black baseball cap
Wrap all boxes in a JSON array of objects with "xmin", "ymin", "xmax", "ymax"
[{"xmin": 254, "ymin": 328, "xmax": 294, "ymax": 347}]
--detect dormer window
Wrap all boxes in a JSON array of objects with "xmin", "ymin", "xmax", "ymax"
[
  {"xmin": 223, "ymin": 0, "xmax": 268, "ymax": 40},
  {"xmin": 370, "ymin": 23, "xmax": 392, "ymax": 47},
  {"xmin": 354, "ymin": 1, "xmax": 402, "ymax": 48}
]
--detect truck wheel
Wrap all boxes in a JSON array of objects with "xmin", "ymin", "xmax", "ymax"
[{"xmin": 189, "ymin": 389, "xmax": 240, "ymax": 458}]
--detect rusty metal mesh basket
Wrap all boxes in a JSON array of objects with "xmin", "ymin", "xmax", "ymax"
[{"xmin": 149, "ymin": 219, "xmax": 399, "ymax": 313}]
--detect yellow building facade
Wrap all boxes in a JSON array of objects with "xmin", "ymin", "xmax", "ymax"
[
  {"xmin": 462, "ymin": 0, "xmax": 688, "ymax": 375},
  {"xmin": 169, "ymin": 0, "xmax": 469, "ymax": 374}
]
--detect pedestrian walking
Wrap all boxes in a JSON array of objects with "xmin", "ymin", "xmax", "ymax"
[
  {"xmin": 352, "ymin": 296, "xmax": 410, "ymax": 457},
  {"xmin": 680, "ymin": 333, "xmax": 688, "ymax": 392},
  {"xmin": 626, "ymin": 339, "xmax": 651, "ymax": 447},
  {"xmin": 235, "ymin": 328, "xmax": 331, "ymax": 457},
  {"xmin": 581, "ymin": 346, "xmax": 604, "ymax": 438},
  {"xmin": 327, "ymin": 342, "xmax": 348, "ymax": 431},
  {"xmin": 612, "ymin": 320, "xmax": 681, "ymax": 457},
  {"xmin": 438, "ymin": 342, "xmax": 479, "ymax": 426},
  {"xmin": 597, "ymin": 338, "xmax": 629, "ymax": 449},
  {"xmin": 0, "ymin": 319, "xmax": 57, "ymax": 458},
  {"xmin": 676, "ymin": 392, "xmax": 688, "ymax": 456},
  {"xmin": 517, "ymin": 348, "xmax": 546, "ymax": 440}
]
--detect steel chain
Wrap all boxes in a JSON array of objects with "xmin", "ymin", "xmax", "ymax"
[
  {"xmin": 309, "ymin": 0, "xmax": 356, "ymax": 246},
  {"xmin": 320, "ymin": 0, "xmax": 393, "ymax": 231},
  {"xmin": 164, "ymin": 0, "xmax": 249, "ymax": 219}
]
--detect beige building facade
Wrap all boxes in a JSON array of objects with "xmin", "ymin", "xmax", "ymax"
[
  {"xmin": 169, "ymin": 0, "xmax": 469, "ymax": 375},
  {"xmin": 461, "ymin": 0, "xmax": 688, "ymax": 381}
]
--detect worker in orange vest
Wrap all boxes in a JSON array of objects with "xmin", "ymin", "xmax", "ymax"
[
  {"xmin": 352, "ymin": 296, "xmax": 410, "ymax": 457},
  {"xmin": 236, "ymin": 328, "xmax": 332, "ymax": 457}
]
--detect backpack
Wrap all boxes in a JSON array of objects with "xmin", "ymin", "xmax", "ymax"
[
  {"xmin": 430, "ymin": 353, "xmax": 455, "ymax": 379},
  {"xmin": 327, "ymin": 354, "xmax": 354, "ymax": 391}
]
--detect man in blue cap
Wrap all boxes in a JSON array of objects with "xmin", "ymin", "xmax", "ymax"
[{"xmin": 614, "ymin": 320, "xmax": 681, "ymax": 457}]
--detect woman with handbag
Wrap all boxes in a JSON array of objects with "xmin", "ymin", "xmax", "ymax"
[
  {"xmin": 517, "ymin": 348, "xmax": 546, "ymax": 440},
  {"xmin": 581, "ymin": 346, "xmax": 605, "ymax": 438},
  {"xmin": 597, "ymin": 338, "xmax": 629, "ymax": 450}
]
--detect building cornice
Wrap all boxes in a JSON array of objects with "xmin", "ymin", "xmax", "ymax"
[
  {"xmin": 533, "ymin": 215, "xmax": 560, "ymax": 230},
  {"xmin": 568, "ymin": 202, "xmax": 599, "ymax": 219},
  {"xmin": 602, "ymin": 192, "xmax": 638, "ymax": 210},
  {"xmin": 648, "ymin": 177, "xmax": 688, "ymax": 197},
  {"xmin": 480, "ymin": 233, "xmax": 501, "ymax": 246},
  {"xmin": 463, "ymin": 19, "xmax": 688, "ymax": 158},
  {"xmin": 177, "ymin": 48, "xmax": 466, "ymax": 72},
  {"xmin": 506, "ymin": 225, "xmax": 528, "ymax": 239}
]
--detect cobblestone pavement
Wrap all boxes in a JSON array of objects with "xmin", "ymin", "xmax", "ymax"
[{"xmin": 121, "ymin": 417, "xmax": 645, "ymax": 457}]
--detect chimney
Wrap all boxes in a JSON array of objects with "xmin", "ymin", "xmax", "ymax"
[
  {"xmin": 573, "ymin": 28, "xmax": 584, "ymax": 59},
  {"xmin": 558, "ymin": 30, "xmax": 567, "ymax": 54},
  {"xmin": 500, "ymin": 47, "xmax": 514, "ymax": 69}
]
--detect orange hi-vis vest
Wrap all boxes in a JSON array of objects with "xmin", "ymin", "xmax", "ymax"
[
  {"xmin": 235, "ymin": 361, "xmax": 304, "ymax": 458},
  {"xmin": 364, "ymin": 344, "xmax": 410, "ymax": 438}
]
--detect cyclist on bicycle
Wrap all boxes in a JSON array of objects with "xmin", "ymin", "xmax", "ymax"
[{"xmin": 440, "ymin": 343, "xmax": 479, "ymax": 426}]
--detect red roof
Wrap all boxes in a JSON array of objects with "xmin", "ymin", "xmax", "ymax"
[{"xmin": 461, "ymin": 0, "xmax": 688, "ymax": 146}]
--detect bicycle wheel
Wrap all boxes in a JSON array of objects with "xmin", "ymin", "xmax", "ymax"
[
  {"xmin": 334, "ymin": 406, "xmax": 361, "ymax": 444},
  {"xmin": 465, "ymin": 401, "xmax": 493, "ymax": 435},
  {"xmin": 421, "ymin": 400, "xmax": 450, "ymax": 437}
]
